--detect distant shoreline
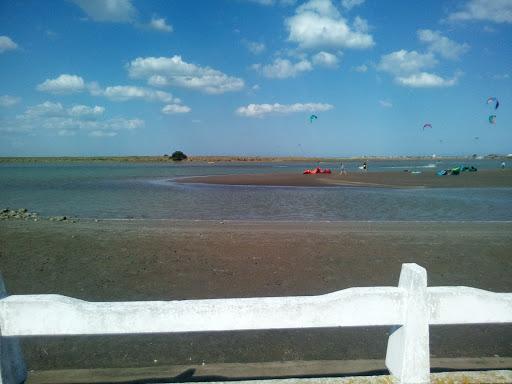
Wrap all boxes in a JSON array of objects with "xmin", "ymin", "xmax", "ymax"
[{"xmin": 0, "ymin": 155, "xmax": 510, "ymax": 163}]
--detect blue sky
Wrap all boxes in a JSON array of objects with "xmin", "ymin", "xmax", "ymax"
[{"xmin": 0, "ymin": 0, "xmax": 511, "ymax": 157}]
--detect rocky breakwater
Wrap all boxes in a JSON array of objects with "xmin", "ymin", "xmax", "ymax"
[{"xmin": 1, "ymin": 208, "xmax": 73, "ymax": 222}]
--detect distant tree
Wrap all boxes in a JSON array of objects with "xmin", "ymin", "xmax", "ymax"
[{"xmin": 171, "ymin": 151, "xmax": 187, "ymax": 161}]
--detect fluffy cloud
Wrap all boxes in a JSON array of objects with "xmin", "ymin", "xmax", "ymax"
[
  {"xmin": 37, "ymin": 74, "xmax": 86, "ymax": 94},
  {"xmin": 0, "ymin": 36, "xmax": 18, "ymax": 53},
  {"xmin": 341, "ymin": 0, "xmax": 365, "ymax": 10},
  {"xmin": 23, "ymin": 102, "xmax": 105, "ymax": 118},
  {"xmin": 447, "ymin": 0, "xmax": 512, "ymax": 23},
  {"xmin": 36, "ymin": 73, "xmax": 189, "ymax": 107},
  {"xmin": 378, "ymin": 48, "xmax": 460, "ymax": 88},
  {"xmin": 100, "ymin": 85, "xmax": 177, "ymax": 103},
  {"xmin": 236, "ymin": 102, "xmax": 333, "ymax": 117},
  {"xmin": 71, "ymin": 0, "xmax": 137, "ymax": 22},
  {"xmin": 7, "ymin": 101, "xmax": 143, "ymax": 137},
  {"xmin": 161, "ymin": 104, "xmax": 191, "ymax": 114},
  {"xmin": 24, "ymin": 101, "xmax": 65, "ymax": 117},
  {"xmin": 285, "ymin": 0, "xmax": 374, "ymax": 49},
  {"xmin": 0, "ymin": 95, "xmax": 21, "ymax": 107},
  {"xmin": 252, "ymin": 58, "xmax": 313, "ymax": 78},
  {"xmin": 395, "ymin": 72, "xmax": 459, "ymax": 88},
  {"xmin": 378, "ymin": 50, "xmax": 437, "ymax": 76},
  {"xmin": 126, "ymin": 55, "xmax": 245, "ymax": 94},
  {"xmin": 149, "ymin": 16, "xmax": 173, "ymax": 32},
  {"xmin": 378, "ymin": 100, "xmax": 393, "ymax": 108},
  {"xmin": 418, "ymin": 29, "xmax": 469, "ymax": 60},
  {"xmin": 68, "ymin": 105, "xmax": 105, "ymax": 117},
  {"xmin": 312, "ymin": 51, "xmax": 339, "ymax": 67}
]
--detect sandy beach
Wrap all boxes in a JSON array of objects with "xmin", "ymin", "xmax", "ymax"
[
  {"xmin": 1, "ymin": 219, "xmax": 511, "ymax": 374},
  {"xmin": 178, "ymin": 170, "xmax": 512, "ymax": 188}
]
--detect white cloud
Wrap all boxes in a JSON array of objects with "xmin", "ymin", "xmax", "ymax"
[
  {"xmin": 285, "ymin": 0, "xmax": 374, "ymax": 49},
  {"xmin": 104, "ymin": 118, "xmax": 144, "ymax": 130},
  {"xmin": 296, "ymin": 0, "xmax": 339, "ymax": 16},
  {"xmin": 377, "ymin": 49, "xmax": 459, "ymax": 88},
  {"xmin": 245, "ymin": 41, "xmax": 266, "ymax": 54},
  {"xmin": 22, "ymin": 102, "xmax": 106, "ymax": 119},
  {"xmin": 36, "ymin": 74, "xmax": 186, "ymax": 105},
  {"xmin": 24, "ymin": 101, "xmax": 65, "ymax": 117},
  {"xmin": 236, "ymin": 102, "xmax": 333, "ymax": 117},
  {"xmin": 379, "ymin": 100, "xmax": 393, "ymax": 108},
  {"xmin": 253, "ymin": 58, "xmax": 313, "ymax": 78},
  {"xmin": 245, "ymin": 0, "xmax": 296, "ymax": 5},
  {"xmin": 378, "ymin": 50, "xmax": 437, "ymax": 76},
  {"xmin": 353, "ymin": 16, "xmax": 369, "ymax": 32},
  {"xmin": 312, "ymin": 51, "xmax": 340, "ymax": 67},
  {"xmin": 447, "ymin": 0, "xmax": 512, "ymax": 23},
  {"xmin": 71, "ymin": 0, "xmax": 137, "ymax": 22},
  {"xmin": 341, "ymin": 0, "xmax": 365, "ymax": 10},
  {"xmin": 127, "ymin": 55, "xmax": 245, "ymax": 94},
  {"xmin": 4, "ymin": 101, "xmax": 142, "ymax": 138},
  {"xmin": 149, "ymin": 16, "xmax": 173, "ymax": 32},
  {"xmin": 395, "ymin": 72, "xmax": 459, "ymax": 88},
  {"xmin": 353, "ymin": 64, "xmax": 368, "ymax": 72},
  {"xmin": 0, "ymin": 95, "xmax": 21, "ymax": 107},
  {"xmin": 161, "ymin": 104, "xmax": 191, "ymax": 114},
  {"xmin": 418, "ymin": 29, "xmax": 469, "ymax": 60},
  {"xmin": 37, "ymin": 74, "xmax": 86, "ymax": 94},
  {"xmin": 90, "ymin": 130, "xmax": 117, "ymax": 137},
  {"xmin": 68, "ymin": 105, "xmax": 105, "ymax": 117},
  {"xmin": 100, "ymin": 85, "xmax": 177, "ymax": 103},
  {"xmin": 0, "ymin": 36, "xmax": 18, "ymax": 53}
]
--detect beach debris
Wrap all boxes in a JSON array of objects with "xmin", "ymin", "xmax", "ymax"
[
  {"xmin": 487, "ymin": 97, "xmax": 499, "ymax": 110},
  {"xmin": 422, "ymin": 123, "xmax": 432, "ymax": 130},
  {"xmin": 49, "ymin": 216, "xmax": 67, "ymax": 221},
  {"xmin": 309, "ymin": 114, "xmax": 318, "ymax": 123},
  {"xmin": 489, "ymin": 115, "xmax": 497, "ymax": 124},
  {"xmin": 303, "ymin": 167, "xmax": 331, "ymax": 174}
]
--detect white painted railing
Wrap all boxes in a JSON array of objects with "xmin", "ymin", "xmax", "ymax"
[{"xmin": 1, "ymin": 263, "xmax": 511, "ymax": 384}]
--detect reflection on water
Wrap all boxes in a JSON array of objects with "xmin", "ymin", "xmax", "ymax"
[{"xmin": 1, "ymin": 161, "xmax": 511, "ymax": 221}]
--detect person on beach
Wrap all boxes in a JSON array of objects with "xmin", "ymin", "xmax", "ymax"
[
  {"xmin": 501, "ymin": 161, "xmax": 506, "ymax": 169},
  {"xmin": 363, "ymin": 160, "xmax": 368, "ymax": 171},
  {"xmin": 340, "ymin": 161, "xmax": 347, "ymax": 175}
]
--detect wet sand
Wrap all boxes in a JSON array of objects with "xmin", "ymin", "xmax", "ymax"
[
  {"xmin": 0, "ymin": 219, "xmax": 511, "ymax": 373},
  {"xmin": 178, "ymin": 170, "xmax": 512, "ymax": 188}
]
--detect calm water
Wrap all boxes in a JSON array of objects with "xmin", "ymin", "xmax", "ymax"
[{"xmin": 1, "ymin": 160, "xmax": 511, "ymax": 221}]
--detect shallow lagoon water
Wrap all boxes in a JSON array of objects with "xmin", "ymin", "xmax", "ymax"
[{"xmin": 1, "ymin": 161, "xmax": 511, "ymax": 221}]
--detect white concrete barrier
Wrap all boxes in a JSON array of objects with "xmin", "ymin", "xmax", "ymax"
[{"xmin": 0, "ymin": 263, "xmax": 511, "ymax": 384}]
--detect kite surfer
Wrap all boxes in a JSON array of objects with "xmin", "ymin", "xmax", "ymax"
[{"xmin": 339, "ymin": 161, "xmax": 347, "ymax": 175}]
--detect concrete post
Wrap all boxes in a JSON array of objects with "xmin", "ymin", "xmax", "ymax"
[
  {"xmin": 385, "ymin": 263, "xmax": 430, "ymax": 384},
  {"xmin": 0, "ymin": 275, "xmax": 27, "ymax": 384}
]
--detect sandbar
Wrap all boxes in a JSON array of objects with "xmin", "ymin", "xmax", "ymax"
[{"xmin": 178, "ymin": 170, "xmax": 512, "ymax": 188}]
